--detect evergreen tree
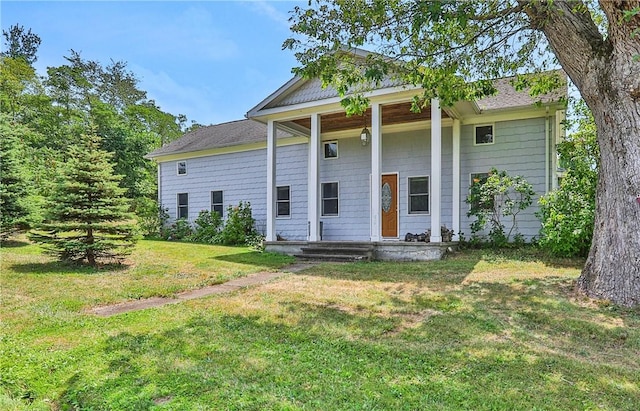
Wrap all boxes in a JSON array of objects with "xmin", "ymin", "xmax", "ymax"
[
  {"xmin": 30, "ymin": 129, "xmax": 138, "ymax": 265},
  {"xmin": 0, "ymin": 115, "xmax": 29, "ymax": 239}
]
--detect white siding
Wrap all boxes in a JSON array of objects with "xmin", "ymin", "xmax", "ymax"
[
  {"xmin": 158, "ymin": 117, "xmax": 550, "ymax": 242},
  {"xmin": 459, "ymin": 117, "xmax": 549, "ymax": 240}
]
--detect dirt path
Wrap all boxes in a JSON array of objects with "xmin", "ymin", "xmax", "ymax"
[{"xmin": 89, "ymin": 261, "xmax": 317, "ymax": 317}]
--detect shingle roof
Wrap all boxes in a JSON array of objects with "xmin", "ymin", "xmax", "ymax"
[
  {"xmin": 146, "ymin": 119, "xmax": 292, "ymax": 159},
  {"xmin": 251, "ymin": 71, "xmax": 565, "ymax": 115},
  {"xmin": 476, "ymin": 74, "xmax": 566, "ymax": 111}
]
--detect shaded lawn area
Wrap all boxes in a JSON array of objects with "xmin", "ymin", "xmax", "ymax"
[{"xmin": 1, "ymin": 241, "xmax": 639, "ymax": 410}]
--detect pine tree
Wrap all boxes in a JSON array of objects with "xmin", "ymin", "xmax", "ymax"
[
  {"xmin": 30, "ymin": 129, "xmax": 138, "ymax": 265},
  {"xmin": 0, "ymin": 115, "xmax": 29, "ymax": 239}
]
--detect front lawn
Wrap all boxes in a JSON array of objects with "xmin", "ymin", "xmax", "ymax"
[{"xmin": 1, "ymin": 240, "xmax": 638, "ymax": 410}]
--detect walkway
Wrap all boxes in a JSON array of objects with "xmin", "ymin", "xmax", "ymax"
[{"xmin": 89, "ymin": 262, "xmax": 316, "ymax": 317}]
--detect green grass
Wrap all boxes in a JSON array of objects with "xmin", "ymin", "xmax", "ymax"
[{"xmin": 2, "ymin": 241, "xmax": 639, "ymax": 410}]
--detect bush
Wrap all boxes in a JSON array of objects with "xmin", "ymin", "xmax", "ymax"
[
  {"xmin": 537, "ymin": 101, "xmax": 597, "ymax": 258},
  {"xmin": 466, "ymin": 168, "xmax": 534, "ymax": 247},
  {"xmin": 218, "ymin": 201, "xmax": 257, "ymax": 246},
  {"xmin": 134, "ymin": 197, "xmax": 168, "ymax": 238},
  {"xmin": 163, "ymin": 218, "xmax": 192, "ymax": 241},
  {"xmin": 188, "ymin": 210, "xmax": 223, "ymax": 244}
]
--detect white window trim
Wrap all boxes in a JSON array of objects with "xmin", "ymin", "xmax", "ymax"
[
  {"xmin": 321, "ymin": 181, "xmax": 340, "ymax": 217},
  {"xmin": 276, "ymin": 185, "xmax": 291, "ymax": 219},
  {"xmin": 177, "ymin": 160, "xmax": 188, "ymax": 175},
  {"xmin": 177, "ymin": 192, "xmax": 189, "ymax": 220},
  {"xmin": 211, "ymin": 190, "xmax": 224, "ymax": 217},
  {"xmin": 323, "ymin": 140, "xmax": 339, "ymax": 160},
  {"xmin": 473, "ymin": 124, "xmax": 495, "ymax": 146},
  {"xmin": 407, "ymin": 175, "xmax": 430, "ymax": 215}
]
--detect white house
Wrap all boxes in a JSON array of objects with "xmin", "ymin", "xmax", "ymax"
[{"xmin": 147, "ymin": 62, "xmax": 566, "ymax": 260}]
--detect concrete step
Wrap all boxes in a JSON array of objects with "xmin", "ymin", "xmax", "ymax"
[
  {"xmin": 294, "ymin": 253, "xmax": 371, "ymax": 262},
  {"xmin": 300, "ymin": 246, "xmax": 372, "ymax": 255}
]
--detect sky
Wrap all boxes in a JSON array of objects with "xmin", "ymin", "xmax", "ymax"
[{"xmin": 1, "ymin": 0, "xmax": 305, "ymax": 126}]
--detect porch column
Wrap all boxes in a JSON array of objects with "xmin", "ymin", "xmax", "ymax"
[
  {"xmin": 308, "ymin": 113, "xmax": 321, "ymax": 241},
  {"xmin": 430, "ymin": 98, "xmax": 442, "ymax": 242},
  {"xmin": 452, "ymin": 118, "xmax": 461, "ymax": 240},
  {"xmin": 370, "ymin": 103, "xmax": 382, "ymax": 241},
  {"xmin": 266, "ymin": 119, "xmax": 277, "ymax": 241}
]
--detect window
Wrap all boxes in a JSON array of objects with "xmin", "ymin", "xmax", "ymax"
[
  {"xmin": 469, "ymin": 172, "xmax": 493, "ymax": 210},
  {"xmin": 323, "ymin": 141, "xmax": 338, "ymax": 159},
  {"xmin": 408, "ymin": 176, "xmax": 429, "ymax": 214},
  {"xmin": 276, "ymin": 186, "xmax": 290, "ymax": 217},
  {"xmin": 475, "ymin": 125, "xmax": 494, "ymax": 145},
  {"xmin": 177, "ymin": 193, "xmax": 189, "ymax": 219},
  {"xmin": 177, "ymin": 161, "xmax": 187, "ymax": 175},
  {"xmin": 321, "ymin": 182, "xmax": 339, "ymax": 216},
  {"xmin": 211, "ymin": 190, "xmax": 223, "ymax": 217}
]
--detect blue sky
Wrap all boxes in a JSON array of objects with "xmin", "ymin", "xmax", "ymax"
[{"xmin": 1, "ymin": 1, "xmax": 304, "ymax": 125}]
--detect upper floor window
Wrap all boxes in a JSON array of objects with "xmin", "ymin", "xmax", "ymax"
[
  {"xmin": 475, "ymin": 125, "xmax": 494, "ymax": 145},
  {"xmin": 323, "ymin": 141, "xmax": 338, "ymax": 159},
  {"xmin": 177, "ymin": 161, "xmax": 187, "ymax": 175}
]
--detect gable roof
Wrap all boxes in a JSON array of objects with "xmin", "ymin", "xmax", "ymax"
[
  {"xmin": 247, "ymin": 68, "xmax": 566, "ymax": 118},
  {"xmin": 146, "ymin": 119, "xmax": 293, "ymax": 159}
]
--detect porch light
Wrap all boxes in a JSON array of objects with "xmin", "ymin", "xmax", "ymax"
[
  {"xmin": 360, "ymin": 112, "xmax": 371, "ymax": 146},
  {"xmin": 360, "ymin": 126, "xmax": 371, "ymax": 146}
]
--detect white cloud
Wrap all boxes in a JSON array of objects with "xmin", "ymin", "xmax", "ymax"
[
  {"xmin": 244, "ymin": 0, "xmax": 293, "ymax": 29},
  {"xmin": 133, "ymin": 65, "xmax": 219, "ymax": 125}
]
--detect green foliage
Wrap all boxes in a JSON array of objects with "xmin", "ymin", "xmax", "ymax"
[
  {"xmin": 538, "ymin": 101, "xmax": 598, "ymax": 257},
  {"xmin": 29, "ymin": 130, "xmax": 138, "ymax": 265},
  {"xmin": 1, "ymin": 24, "xmax": 41, "ymax": 65},
  {"xmin": 0, "ymin": 115, "xmax": 29, "ymax": 238},
  {"xmin": 218, "ymin": 201, "xmax": 257, "ymax": 246},
  {"xmin": 466, "ymin": 168, "xmax": 535, "ymax": 247},
  {"xmin": 162, "ymin": 218, "xmax": 193, "ymax": 241},
  {"xmin": 133, "ymin": 197, "xmax": 168, "ymax": 238},
  {"xmin": 188, "ymin": 210, "xmax": 223, "ymax": 244}
]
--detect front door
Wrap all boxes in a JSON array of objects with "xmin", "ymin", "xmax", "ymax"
[{"xmin": 381, "ymin": 174, "xmax": 398, "ymax": 238}]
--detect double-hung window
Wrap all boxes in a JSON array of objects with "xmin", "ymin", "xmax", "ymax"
[
  {"xmin": 177, "ymin": 193, "xmax": 189, "ymax": 219},
  {"xmin": 321, "ymin": 182, "xmax": 339, "ymax": 216},
  {"xmin": 211, "ymin": 190, "xmax": 224, "ymax": 217},
  {"xmin": 276, "ymin": 186, "xmax": 291, "ymax": 218},
  {"xmin": 408, "ymin": 176, "xmax": 429, "ymax": 214}
]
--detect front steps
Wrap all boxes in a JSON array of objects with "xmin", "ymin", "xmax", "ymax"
[{"xmin": 294, "ymin": 242, "xmax": 374, "ymax": 262}]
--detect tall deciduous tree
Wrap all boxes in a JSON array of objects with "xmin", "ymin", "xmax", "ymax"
[
  {"xmin": 1, "ymin": 24, "xmax": 41, "ymax": 65},
  {"xmin": 285, "ymin": 0, "xmax": 640, "ymax": 307},
  {"xmin": 31, "ymin": 129, "xmax": 138, "ymax": 266}
]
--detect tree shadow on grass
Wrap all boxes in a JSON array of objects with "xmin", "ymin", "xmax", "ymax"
[
  {"xmin": 9, "ymin": 260, "xmax": 128, "ymax": 275},
  {"xmin": 0, "ymin": 239, "xmax": 30, "ymax": 248},
  {"xmin": 54, "ymin": 305, "xmax": 640, "ymax": 410},
  {"xmin": 212, "ymin": 251, "xmax": 294, "ymax": 269}
]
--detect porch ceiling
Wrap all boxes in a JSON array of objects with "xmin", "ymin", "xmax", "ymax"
[{"xmin": 289, "ymin": 101, "xmax": 449, "ymax": 134}]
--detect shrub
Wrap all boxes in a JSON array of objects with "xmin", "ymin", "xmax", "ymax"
[
  {"xmin": 466, "ymin": 168, "xmax": 535, "ymax": 247},
  {"xmin": 134, "ymin": 197, "xmax": 168, "ymax": 238},
  {"xmin": 188, "ymin": 210, "xmax": 223, "ymax": 244},
  {"xmin": 218, "ymin": 201, "xmax": 257, "ymax": 246},
  {"xmin": 537, "ymin": 101, "xmax": 597, "ymax": 258},
  {"xmin": 163, "ymin": 218, "xmax": 192, "ymax": 241}
]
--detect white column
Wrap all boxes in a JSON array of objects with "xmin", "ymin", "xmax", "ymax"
[
  {"xmin": 370, "ymin": 103, "xmax": 382, "ymax": 241},
  {"xmin": 553, "ymin": 109, "xmax": 566, "ymax": 190},
  {"xmin": 266, "ymin": 119, "xmax": 277, "ymax": 241},
  {"xmin": 308, "ymin": 113, "xmax": 321, "ymax": 241},
  {"xmin": 430, "ymin": 98, "xmax": 442, "ymax": 243},
  {"xmin": 452, "ymin": 118, "xmax": 461, "ymax": 241}
]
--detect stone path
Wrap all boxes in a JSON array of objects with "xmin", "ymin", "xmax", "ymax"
[{"xmin": 89, "ymin": 262, "xmax": 317, "ymax": 317}]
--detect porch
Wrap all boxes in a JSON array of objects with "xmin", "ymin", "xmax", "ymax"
[{"xmin": 265, "ymin": 240, "xmax": 456, "ymax": 262}]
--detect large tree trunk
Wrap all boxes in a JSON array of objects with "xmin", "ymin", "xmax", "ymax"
[{"xmin": 526, "ymin": 1, "xmax": 640, "ymax": 306}]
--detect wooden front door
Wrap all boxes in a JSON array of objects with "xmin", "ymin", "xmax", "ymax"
[{"xmin": 381, "ymin": 174, "xmax": 398, "ymax": 238}]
